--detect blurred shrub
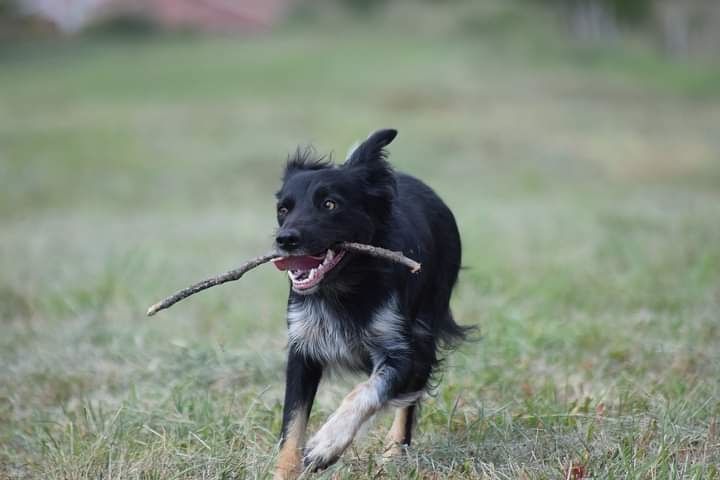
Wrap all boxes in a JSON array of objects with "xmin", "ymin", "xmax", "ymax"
[
  {"xmin": 85, "ymin": 13, "xmax": 159, "ymax": 37},
  {"xmin": 611, "ymin": 0, "xmax": 654, "ymax": 24},
  {"xmin": 0, "ymin": 0, "xmax": 15, "ymax": 16},
  {"xmin": 535, "ymin": 0, "xmax": 653, "ymax": 24},
  {"xmin": 0, "ymin": 0, "xmax": 20, "ymax": 24},
  {"xmin": 339, "ymin": 0, "xmax": 387, "ymax": 16},
  {"xmin": 0, "ymin": 0, "xmax": 59, "ymax": 39}
]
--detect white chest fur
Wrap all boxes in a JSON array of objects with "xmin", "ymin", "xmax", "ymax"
[
  {"xmin": 286, "ymin": 295, "xmax": 408, "ymax": 370},
  {"xmin": 287, "ymin": 299, "xmax": 361, "ymax": 368}
]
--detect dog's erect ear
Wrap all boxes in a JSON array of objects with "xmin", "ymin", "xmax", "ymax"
[
  {"xmin": 344, "ymin": 129, "xmax": 398, "ymax": 223},
  {"xmin": 344, "ymin": 129, "xmax": 398, "ymax": 167}
]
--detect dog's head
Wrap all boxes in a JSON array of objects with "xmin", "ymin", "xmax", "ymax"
[{"xmin": 272, "ymin": 128, "xmax": 398, "ymax": 294}]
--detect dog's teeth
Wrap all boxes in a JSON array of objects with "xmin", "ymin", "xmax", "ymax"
[
  {"xmin": 308, "ymin": 268, "xmax": 317, "ymax": 280},
  {"xmin": 327, "ymin": 250, "xmax": 334, "ymax": 261}
]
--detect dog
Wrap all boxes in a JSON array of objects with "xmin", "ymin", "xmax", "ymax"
[{"xmin": 271, "ymin": 128, "xmax": 469, "ymax": 478}]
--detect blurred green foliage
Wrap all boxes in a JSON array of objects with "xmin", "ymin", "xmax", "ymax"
[
  {"xmin": 608, "ymin": 0, "xmax": 654, "ymax": 24},
  {"xmin": 537, "ymin": 0, "xmax": 654, "ymax": 24},
  {"xmin": 0, "ymin": 0, "xmax": 17, "ymax": 15},
  {"xmin": 84, "ymin": 13, "xmax": 160, "ymax": 36},
  {"xmin": 339, "ymin": 0, "xmax": 387, "ymax": 15}
]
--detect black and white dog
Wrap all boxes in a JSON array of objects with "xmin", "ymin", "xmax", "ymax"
[{"xmin": 271, "ymin": 129, "xmax": 468, "ymax": 478}]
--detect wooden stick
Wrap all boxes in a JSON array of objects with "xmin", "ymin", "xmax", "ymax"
[
  {"xmin": 340, "ymin": 242, "xmax": 421, "ymax": 274},
  {"xmin": 146, "ymin": 252, "xmax": 280, "ymax": 316},
  {"xmin": 146, "ymin": 242, "xmax": 421, "ymax": 317}
]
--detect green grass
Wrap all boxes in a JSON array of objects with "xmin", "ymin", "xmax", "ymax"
[{"xmin": 1, "ymin": 5, "xmax": 720, "ymax": 479}]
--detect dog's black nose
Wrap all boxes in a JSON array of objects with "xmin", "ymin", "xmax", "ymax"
[{"xmin": 276, "ymin": 229, "xmax": 301, "ymax": 251}]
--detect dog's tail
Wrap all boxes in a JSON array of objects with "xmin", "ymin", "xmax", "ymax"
[{"xmin": 437, "ymin": 310, "xmax": 477, "ymax": 349}]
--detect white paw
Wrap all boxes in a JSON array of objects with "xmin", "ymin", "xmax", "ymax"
[{"xmin": 303, "ymin": 416, "xmax": 357, "ymax": 470}]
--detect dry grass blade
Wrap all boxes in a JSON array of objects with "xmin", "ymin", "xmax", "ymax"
[{"xmin": 146, "ymin": 242, "xmax": 421, "ymax": 316}]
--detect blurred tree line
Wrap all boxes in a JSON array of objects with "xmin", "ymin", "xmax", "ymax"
[
  {"xmin": 340, "ymin": 0, "xmax": 720, "ymax": 58},
  {"xmin": 536, "ymin": 0, "xmax": 720, "ymax": 57},
  {"xmin": 2, "ymin": 0, "xmax": 719, "ymax": 59}
]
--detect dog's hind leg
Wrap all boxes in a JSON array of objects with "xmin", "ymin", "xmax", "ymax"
[
  {"xmin": 384, "ymin": 403, "xmax": 417, "ymax": 458},
  {"xmin": 274, "ymin": 351, "xmax": 322, "ymax": 480}
]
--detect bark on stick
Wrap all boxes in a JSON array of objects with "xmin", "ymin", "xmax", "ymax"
[
  {"xmin": 340, "ymin": 242, "xmax": 421, "ymax": 273},
  {"xmin": 146, "ymin": 242, "xmax": 421, "ymax": 317}
]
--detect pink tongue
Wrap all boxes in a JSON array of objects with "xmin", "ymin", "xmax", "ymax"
[{"xmin": 272, "ymin": 255, "xmax": 323, "ymax": 271}]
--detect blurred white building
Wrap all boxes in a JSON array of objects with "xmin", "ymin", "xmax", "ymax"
[{"xmin": 19, "ymin": 0, "xmax": 292, "ymax": 33}]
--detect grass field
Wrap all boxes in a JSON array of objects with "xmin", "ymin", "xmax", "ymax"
[{"xmin": 1, "ymin": 4, "xmax": 720, "ymax": 478}]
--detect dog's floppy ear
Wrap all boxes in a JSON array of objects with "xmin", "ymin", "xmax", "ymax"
[{"xmin": 344, "ymin": 129, "xmax": 397, "ymax": 167}]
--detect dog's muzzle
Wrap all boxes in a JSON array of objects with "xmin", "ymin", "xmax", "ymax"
[{"xmin": 272, "ymin": 249, "xmax": 346, "ymax": 293}]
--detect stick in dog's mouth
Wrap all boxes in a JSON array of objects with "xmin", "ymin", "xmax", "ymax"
[
  {"xmin": 146, "ymin": 242, "xmax": 421, "ymax": 317},
  {"xmin": 271, "ymin": 249, "xmax": 346, "ymax": 292}
]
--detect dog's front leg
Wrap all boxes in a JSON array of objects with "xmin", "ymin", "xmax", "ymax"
[
  {"xmin": 304, "ymin": 365, "xmax": 403, "ymax": 470},
  {"xmin": 274, "ymin": 351, "xmax": 322, "ymax": 480}
]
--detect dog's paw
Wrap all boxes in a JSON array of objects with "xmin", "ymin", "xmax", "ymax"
[
  {"xmin": 303, "ymin": 418, "xmax": 356, "ymax": 471},
  {"xmin": 303, "ymin": 448, "xmax": 340, "ymax": 472},
  {"xmin": 382, "ymin": 441, "xmax": 408, "ymax": 460}
]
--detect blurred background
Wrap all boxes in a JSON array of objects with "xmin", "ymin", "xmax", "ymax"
[{"xmin": 1, "ymin": 1, "xmax": 719, "ymax": 478}]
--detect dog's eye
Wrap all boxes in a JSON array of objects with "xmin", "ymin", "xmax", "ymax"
[
  {"xmin": 323, "ymin": 200, "xmax": 337, "ymax": 211},
  {"xmin": 277, "ymin": 206, "xmax": 289, "ymax": 216}
]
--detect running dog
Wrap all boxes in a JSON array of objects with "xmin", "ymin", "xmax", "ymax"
[{"xmin": 271, "ymin": 128, "xmax": 468, "ymax": 478}]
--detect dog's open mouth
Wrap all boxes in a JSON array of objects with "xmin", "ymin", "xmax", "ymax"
[{"xmin": 272, "ymin": 249, "xmax": 346, "ymax": 292}]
